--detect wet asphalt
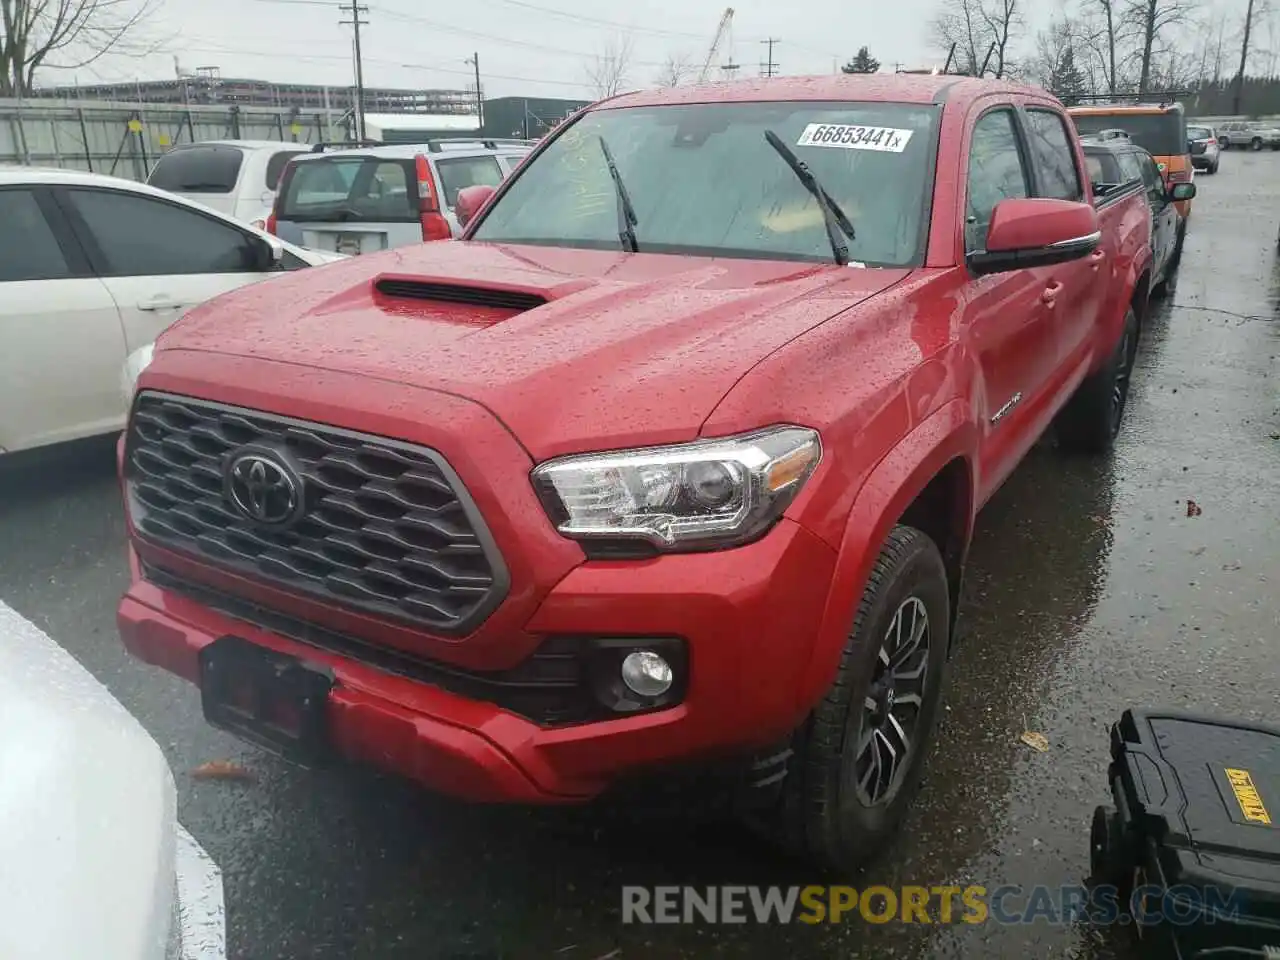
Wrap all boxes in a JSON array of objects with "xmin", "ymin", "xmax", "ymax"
[{"xmin": 2, "ymin": 154, "xmax": 1277, "ymax": 960}]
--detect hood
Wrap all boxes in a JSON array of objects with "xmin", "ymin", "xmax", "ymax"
[{"xmin": 161, "ymin": 241, "xmax": 909, "ymax": 458}]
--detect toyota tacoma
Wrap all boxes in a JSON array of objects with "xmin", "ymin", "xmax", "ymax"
[{"xmin": 118, "ymin": 75, "xmax": 1153, "ymax": 869}]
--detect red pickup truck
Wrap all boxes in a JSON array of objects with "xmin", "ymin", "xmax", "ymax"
[{"xmin": 118, "ymin": 75, "xmax": 1153, "ymax": 869}]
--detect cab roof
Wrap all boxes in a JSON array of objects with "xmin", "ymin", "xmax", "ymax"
[{"xmin": 598, "ymin": 74, "xmax": 1050, "ymax": 110}]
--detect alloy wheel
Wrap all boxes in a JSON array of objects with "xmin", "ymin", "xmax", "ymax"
[{"xmin": 853, "ymin": 596, "xmax": 931, "ymax": 807}]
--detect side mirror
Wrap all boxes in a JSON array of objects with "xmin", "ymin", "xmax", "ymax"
[
  {"xmin": 456, "ymin": 184, "xmax": 496, "ymax": 229},
  {"xmin": 250, "ymin": 234, "xmax": 285, "ymax": 270},
  {"xmin": 1170, "ymin": 181, "xmax": 1197, "ymax": 201},
  {"xmin": 968, "ymin": 198, "xmax": 1101, "ymax": 276}
]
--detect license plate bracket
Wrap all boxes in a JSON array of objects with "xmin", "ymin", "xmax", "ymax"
[
  {"xmin": 199, "ymin": 636, "xmax": 334, "ymax": 766},
  {"xmin": 336, "ymin": 234, "xmax": 362, "ymax": 256}
]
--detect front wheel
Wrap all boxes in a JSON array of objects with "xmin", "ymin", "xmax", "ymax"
[
  {"xmin": 770, "ymin": 526, "xmax": 950, "ymax": 872},
  {"xmin": 1056, "ymin": 306, "xmax": 1139, "ymax": 455},
  {"xmin": 1252, "ymin": 137, "xmax": 1264, "ymax": 151}
]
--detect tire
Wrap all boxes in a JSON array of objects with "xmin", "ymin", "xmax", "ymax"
[
  {"xmin": 769, "ymin": 525, "xmax": 950, "ymax": 872},
  {"xmin": 1211, "ymin": 159, "xmax": 1220, "ymax": 174},
  {"xmin": 1252, "ymin": 137, "xmax": 1263, "ymax": 151},
  {"xmin": 1220, "ymin": 138, "xmax": 1230, "ymax": 150},
  {"xmin": 1056, "ymin": 305, "xmax": 1139, "ymax": 455}
]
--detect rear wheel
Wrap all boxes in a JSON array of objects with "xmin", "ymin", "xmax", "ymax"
[
  {"xmin": 1252, "ymin": 137, "xmax": 1264, "ymax": 151},
  {"xmin": 766, "ymin": 526, "xmax": 950, "ymax": 872},
  {"xmin": 1056, "ymin": 306, "xmax": 1139, "ymax": 455},
  {"xmin": 1211, "ymin": 159, "xmax": 1220, "ymax": 174}
]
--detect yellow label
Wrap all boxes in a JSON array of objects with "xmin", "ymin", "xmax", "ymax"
[
  {"xmin": 127, "ymin": 118, "xmax": 143, "ymax": 133},
  {"xmin": 1225, "ymin": 767, "xmax": 1272, "ymax": 825},
  {"xmin": 157, "ymin": 133, "xmax": 171, "ymax": 146},
  {"xmin": 290, "ymin": 122, "xmax": 303, "ymax": 135}
]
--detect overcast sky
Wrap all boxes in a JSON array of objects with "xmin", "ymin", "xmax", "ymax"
[{"xmin": 73, "ymin": 0, "xmax": 1036, "ymax": 100}]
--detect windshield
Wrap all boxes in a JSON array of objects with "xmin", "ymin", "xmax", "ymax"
[
  {"xmin": 147, "ymin": 146, "xmax": 244, "ymax": 194},
  {"xmin": 470, "ymin": 101, "xmax": 940, "ymax": 266},
  {"xmin": 277, "ymin": 156, "xmax": 418, "ymax": 223},
  {"xmin": 1070, "ymin": 112, "xmax": 1187, "ymax": 156}
]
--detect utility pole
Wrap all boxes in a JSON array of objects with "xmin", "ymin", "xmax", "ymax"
[
  {"xmin": 465, "ymin": 53, "xmax": 483, "ymax": 131},
  {"xmin": 1233, "ymin": 0, "xmax": 1256, "ymax": 115},
  {"xmin": 339, "ymin": 0, "xmax": 369, "ymax": 141},
  {"xmin": 760, "ymin": 38, "xmax": 779, "ymax": 78}
]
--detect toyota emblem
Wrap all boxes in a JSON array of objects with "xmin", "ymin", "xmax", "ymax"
[{"xmin": 225, "ymin": 450, "xmax": 303, "ymax": 526}]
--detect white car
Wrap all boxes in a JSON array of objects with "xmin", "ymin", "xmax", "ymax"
[
  {"xmin": 146, "ymin": 140, "xmax": 311, "ymax": 227},
  {"xmin": 0, "ymin": 600, "xmax": 225, "ymax": 960},
  {"xmin": 0, "ymin": 166, "xmax": 344, "ymax": 456}
]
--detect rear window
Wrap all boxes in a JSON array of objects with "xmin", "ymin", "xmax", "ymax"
[
  {"xmin": 1187, "ymin": 126, "xmax": 1213, "ymax": 140},
  {"xmin": 265, "ymin": 150, "xmax": 307, "ymax": 191},
  {"xmin": 433, "ymin": 155, "xmax": 505, "ymax": 208},
  {"xmin": 147, "ymin": 145, "xmax": 244, "ymax": 194},
  {"xmin": 277, "ymin": 156, "xmax": 418, "ymax": 223},
  {"xmin": 1070, "ymin": 112, "xmax": 1187, "ymax": 157}
]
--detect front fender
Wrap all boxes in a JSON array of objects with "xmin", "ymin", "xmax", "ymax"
[{"xmin": 794, "ymin": 399, "xmax": 976, "ymax": 714}]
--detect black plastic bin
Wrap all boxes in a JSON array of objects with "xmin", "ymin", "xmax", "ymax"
[{"xmin": 1091, "ymin": 708, "xmax": 1280, "ymax": 959}]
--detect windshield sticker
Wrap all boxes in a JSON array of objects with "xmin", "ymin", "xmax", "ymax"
[{"xmin": 797, "ymin": 124, "xmax": 914, "ymax": 152}]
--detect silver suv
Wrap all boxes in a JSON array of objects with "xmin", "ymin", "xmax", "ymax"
[
  {"xmin": 1217, "ymin": 120, "xmax": 1280, "ymax": 151},
  {"xmin": 268, "ymin": 138, "xmax": 534, "ymax": 255}
]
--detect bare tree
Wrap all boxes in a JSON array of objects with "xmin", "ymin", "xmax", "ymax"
[
  {"xmin": 930, "ymin": 0, "xmax": 985, "ymax": 75},
  {"xmin": 1097, "ymin": 0, "xmax": 1122, "ymax": 94},
  {"xmin": 585, "ymin": 34, "xmax": 636, "ymax": 99},
  {"xmin": 0, "ymin": 0, "xmax": 157, "ymax": 96},
  {"xmin": 930, "ymin": 0, "xmax": 1020, "ymax": 77},
  {"xmin": 978, "ymin": 0, "xmax": 1020, "ymax": 78},
  {"xmin": 655, "ymin": 51, "xmax": 693, "ymax": 88},
  {"xmin": 1125, "ymin": 0, "xmax": 1190, "ymax": 95}
]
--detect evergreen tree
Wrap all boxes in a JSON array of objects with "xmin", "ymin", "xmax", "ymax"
[
  {"xmin": 842, "ymin": 46, "xmax": 882, "ymax": 74},
  {"xmin": 1049, "ymin": 47, "xmax": 1088, "ymax": 106}
]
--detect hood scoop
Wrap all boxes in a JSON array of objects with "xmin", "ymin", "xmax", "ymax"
[{"xmin": 374, "ymin": 276, "xmax": 548, "ymax": 313}]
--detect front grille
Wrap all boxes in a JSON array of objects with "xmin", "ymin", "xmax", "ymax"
[
  {"xmin": 142, "ymin": 562, "xmax": 596, "ymax": 726},
  {"xmin": 126, "ymin": 392, "xmax": 508, "ymax": 636}
]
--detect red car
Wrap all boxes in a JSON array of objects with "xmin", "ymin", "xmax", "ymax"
[{"xmin": 118, "ymin": 75, "xmax": 1152, "ymax": 869}]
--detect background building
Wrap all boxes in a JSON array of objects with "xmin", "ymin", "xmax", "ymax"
[{"xmin": 481, "ymin": 96, "xmax": 591, "ymax": 139}]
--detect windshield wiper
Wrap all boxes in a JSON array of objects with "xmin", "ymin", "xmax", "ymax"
[
  {"xmin": 597, "ymin": 135, "xmax": 639, "ymax": 253},
  {"xmin": 763, "ymin": 129, "xmax": 856, "ymax": 266}
]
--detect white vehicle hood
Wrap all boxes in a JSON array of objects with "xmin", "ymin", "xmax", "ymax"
[{"xmin": 0, "ymin": 603, "xmax": 225, "ymax": 960}]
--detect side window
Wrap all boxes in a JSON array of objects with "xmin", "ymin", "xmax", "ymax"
[
  {"xmin": 0, "ymin": 190, "xmax": 71, "ymax": 282},
  {"xmin": 433, "ymin": 156, "xmax": 505, "ymax": 208},
  {"xmin": 1024, "ymin": 109, "xmax": 1083, "ymax": 201},
  {"xmin": 1139, "ymin": 155, "xmax": 1167, "ymax": 206},
  {"xmin": 64, "ymin": 189, "xmax": 260, "ymax": 277},
  {"xmin": 1116, "ymin": 152, "xmax": 1144, "ymax": 185},
  {"xmin": 265, "ymin": 151, "xmax": 307, "ymax": 191},
  {"xmin": 966, "ymin": 109, "xmax": 1031, "ymax": 252}
]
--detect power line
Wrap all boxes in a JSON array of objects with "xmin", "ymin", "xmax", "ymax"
[
  {"xmin": 175, "ymin": 42, "xmax": 594, "ymax": 90},
  {"xmin": 760, "ymin": 38, "xmax": 779, "ymax": 78},
  {"xmin": 377, "ymin": 8, "xmax": 671, "ymax": 67}
]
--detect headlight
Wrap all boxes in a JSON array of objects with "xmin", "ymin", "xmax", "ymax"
[
  {"xmin": 531, "ymin": 425, "xmax": 822, "ymax": 552},
  {"xmin": 121, "ymin": 343, "xmax": 155, "ymax": 402}
]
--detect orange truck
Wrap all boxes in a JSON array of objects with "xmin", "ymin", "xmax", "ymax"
[{"xmin": 1069, "ymin": 100, "xmax": 1194, "ymax": 256}]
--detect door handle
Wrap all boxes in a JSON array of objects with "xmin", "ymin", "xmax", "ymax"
[
  {"xmin": 137, "ymin": 296, "xmax": 183, "ymax": 312},
  {"xmin": 1041, "ymin": 281, "xmax": 1064, "ymax": 305}
]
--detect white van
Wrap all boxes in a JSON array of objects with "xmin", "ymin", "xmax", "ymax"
[{"xmin": 146, "ymin": 140, "xmax": 312, "ymax": 227}]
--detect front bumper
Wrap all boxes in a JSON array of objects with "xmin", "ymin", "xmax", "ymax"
[{"xmin": 119, "ymin": 516, "xmax": 837, "ymax": 802}]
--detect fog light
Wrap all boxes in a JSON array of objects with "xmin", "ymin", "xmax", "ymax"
[{"xmin": 620, "ymin": 651, "xmax": 673, "ymax": 697}]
